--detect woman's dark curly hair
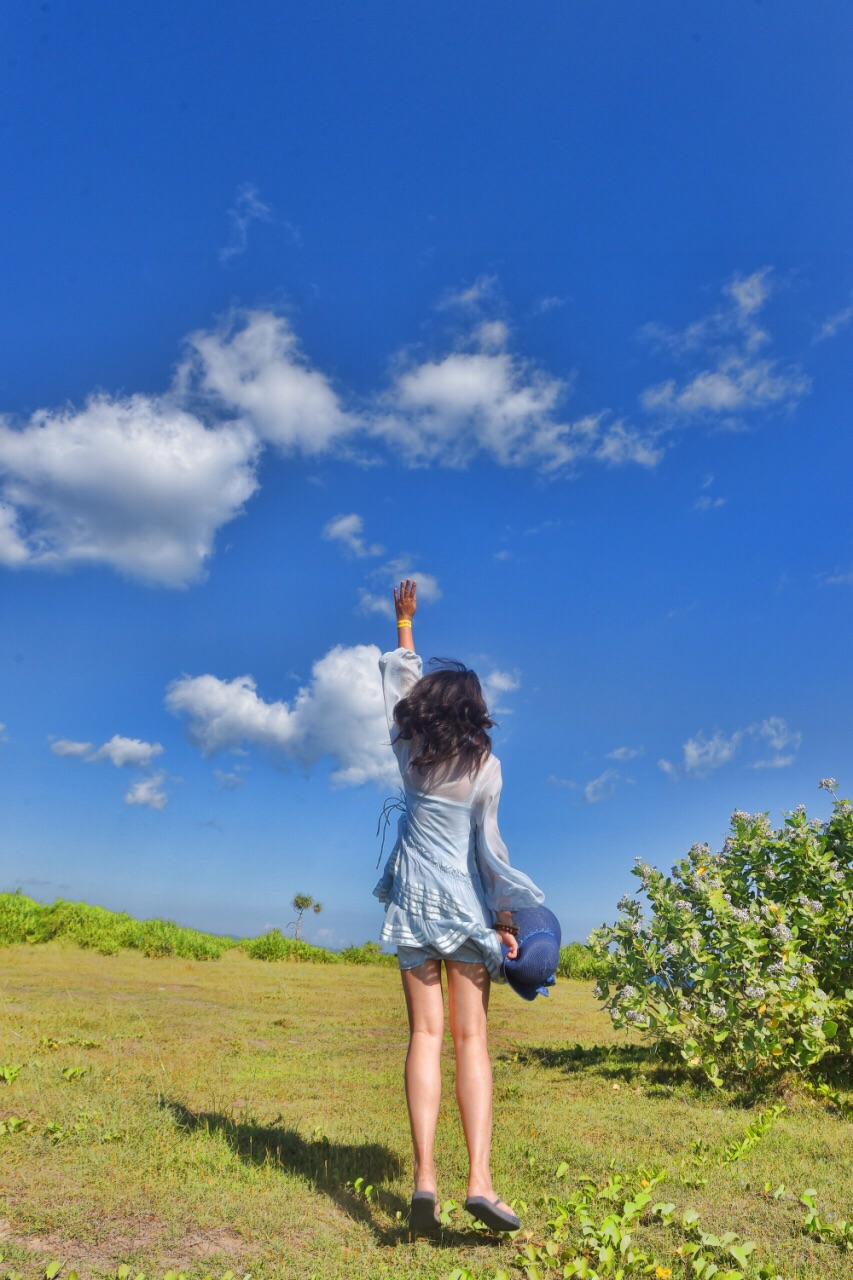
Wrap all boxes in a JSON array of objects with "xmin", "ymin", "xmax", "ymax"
[{"xmin": 393, "ymin": 659, "xmax": 494, "ymax": 772}]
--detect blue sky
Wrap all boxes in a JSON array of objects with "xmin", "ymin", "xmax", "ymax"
[{"xmin": 0, "ymin": 0, "xmax": 850, "ymax": 947}]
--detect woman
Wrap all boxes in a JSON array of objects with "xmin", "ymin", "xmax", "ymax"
[{"xmin": 373, "ymin": 579, "xmax": 545, "ymax": 1235}]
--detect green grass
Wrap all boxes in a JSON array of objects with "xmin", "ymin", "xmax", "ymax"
[{"xmin": 1, "ymin": 942, "xmax": 852, "ymax": 1279}]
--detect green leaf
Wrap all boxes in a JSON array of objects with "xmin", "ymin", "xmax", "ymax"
[
  {"xmin": 823, "ymin": 1020, "xmax": 838, "ymax": 1039},
  {"xmin": 45, "ymin": 1261, "xmax": 63, "ymax": 1279}
]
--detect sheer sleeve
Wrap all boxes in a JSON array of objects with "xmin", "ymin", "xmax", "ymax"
[
  {"xmin": 473, "ymin": 758, "xmax": 546, "ymax": 914},
  {"xmin": 378, "ymin": 647, "xmax": 423, "ymax": 732}
]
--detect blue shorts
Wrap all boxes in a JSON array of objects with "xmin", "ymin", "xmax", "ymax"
[{"xmin": 397, "ymin": 938, "xmax": 487, "ymax": 971}]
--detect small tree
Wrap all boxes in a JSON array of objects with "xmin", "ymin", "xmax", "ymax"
[{"xmin": 290, "ymin": 893, "xmax": 322, "ymax": 939}]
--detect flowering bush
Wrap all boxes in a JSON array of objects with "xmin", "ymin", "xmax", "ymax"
[{"xmin": 589, "ymin": 781, "xmax": 852, "ymax": 1088}]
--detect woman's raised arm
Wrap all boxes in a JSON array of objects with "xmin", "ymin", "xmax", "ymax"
[{"xmin": 394, "ymin": 578, "xmax": 417, "ymax": 652}]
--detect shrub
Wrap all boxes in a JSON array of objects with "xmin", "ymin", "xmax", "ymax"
[
  {"xmin": 557, "ymin": 942, "xmax": 607, "ymax": 980},
  {"xmin": 240, "ymin": 927, "xmax": 339, "ymax": 964},
  {"xmin": 338, "ymin": 939, "xmax": 396, "ymax": 966},
  {"xmin": 589, "ymin": 782, "xmax": 852, "ymax": 1089}
]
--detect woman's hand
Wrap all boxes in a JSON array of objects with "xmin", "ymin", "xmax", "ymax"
[
  {"xmin": 496, "ymin": 928, "xmax": 518, "ymax": 959},
  {"xmin": 394, "ymin": 579, "xmax": 417, "ymax": 652},
  {"xmin": 394, "ymin": 579, "xmax": 417, "ymax": 620}
]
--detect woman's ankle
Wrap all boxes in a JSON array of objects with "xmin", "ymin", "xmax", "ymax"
[{"xmin": 413, "ymin": 1160, "xmax": 438, "ymax": 1195}]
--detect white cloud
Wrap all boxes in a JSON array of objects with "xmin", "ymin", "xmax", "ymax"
[
  {"xmin": 813, "ymin": 303, "xmax": 853, "ymax": 343},
  {"xmin": 0, "ymin": 394, "xmax": 259, "ymax": 586},
  {"xmin": 439, "ymin": 275, "xmax": 499, "ymax": 310},
  {"xmin": 694, "ymin": 495, "xmax": 726, "ymax": 512},
  {"xmin": 820, "ymin": 567, "xmax": 853, "ymax": 587},
  {"xmin": 606, "ymin": 745, "xmax": 644, "ymax": 761},
  {"xmin": 214, "ymin": 768, "xmax": 245, "ymax": 790},
  {"xmin": 90, "ymin": 735, "xmax": 164, "ymax": 769},
  {"xmin": 640, "ymin": 269, "xmax": 809, "ymax": 425},
  {"xmin": 50, "ymin": 733, "xmax": 163, "ymax": 768},
  {"xmin": 0, "ymin": 722, "xmax": 7, "ymax": 743},
  {"xmin": 584, "ymin": 769, "xmax": 621, "ymax": 804},
  {"xmin": 548, "ymin": 775, "xmax": 578, "ymax": 790},
  {"xmin": 50, "ymin": 738, "xmax": 94, "ymax": 758},
  {"xmin": 166, "ymin": 642, "xmax": 397, "ymax": 787},
  {"xmin": 658, "ymin": 758, "xmax": 678, "ymax": 781},
  {"xmin": 682, "ymin": 716, "xmax": 800, "ymax": 776},
  {"xmin": 683, "ymin": 729, "xmax": 744, "ymax": 776},
  {"xmin": 124, "ymin": 772, "xmax": 168, "ymax": 810},
  {"xmin": 219, "ymin": 183, "xmax": 272, "ymax": 263},
  {"xmin": 323, "ymin": 513, "xmax": 383, "ymax": 558},
  {"xmin": 481, "ymin": 668, "xmax": 520, "ymax": 714},
  {"xmin": 184, "ymin": 310, "xmax": 357, "ymax": 453},
  {"xmin": 754, "ymin": 716, "xmax": 801, "ymax": 753},
  {"xmin": 377, "ymin": 338, "xmax": 661, "ymax": 472},
  {"xmin": 751, "ymin": 754, "xmax": 796, "ymax": 770}
]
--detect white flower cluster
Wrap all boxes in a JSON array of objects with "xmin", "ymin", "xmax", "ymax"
[
  {"xmin": 745, "ymin": 984, "xmax": 766, "ymax": 999},
  {"xmin": 664, "ymin": 942, "xmax": 679, "ymax": 958},
  {"xmin": 675, "ymin": 899, "xmax": 692, "ymax": 913},
  {"xmin": 624, "ymin": 1010, "xmax": 648, "ymax": 1026},
  {"xmin": 796, "ymin": 894, "xmax": 823, "ymax": 914},
  {"xmin": 786, "ymin": 976, "xmax": 799, "ymax": 990},
  {"xmin": 708, "ymin": 1003, "xmax": 727, "ymax": 1022},
  {"xmin": 771, "ymin": 922, "xmax": 793, "ymax": 942},
  {"xmin": 618, "ymin": 984, "xmax": 638, "ymax": 1000},
  {"xmin": 810, "ymin": 1014, "xmax": 825, "ymax": 1029},
  {"xmin": 819, "ymin": 778, "xmax": 837, "ymax": 792}
]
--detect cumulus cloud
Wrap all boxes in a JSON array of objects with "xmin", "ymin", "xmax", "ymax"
[
  {"xmin": 183, "ymin": 310, "xmax": 357, "ymax": 453},
  {"xmin": 694, "ymin": 495, "xmax": 726, "ymax": 512},
  {"xmin": 481, "ymin": 668, "xmax": 520, "ymax": 714},
  {"xmin": 376, "ymin": 331, "xmax": 662, "ymax": 471},
  {"xmin": 0, "ymin": 394, "xmax": 259, "ymax": 586},
  {"xmin": 606, "ymin": 745, "xmax": 644, "ymax": 761},
  {"xmin": 681, "ymin": 716, "xmax": 800, "ymax": 776},
  {"xmin": 51, "ymin": 734, "xmax": 163, "ymax": 768},
  {"xmin": 658, "ymin": 758, "xmax": 678, "ymax": 781},
  {"xmin": 584, "ymin": 769, "xmax": 622, "ymax": 804},
  {"xmin": 438, "ymin": 275, "xmax": 499, "ymax": 310},
  {"xmin": 124, "ymin": 772, "xmax": 168, "ymax": 810},
  {"xmin": 90, "ymin": 735, "xmax": 164, "ymax": 768},
  {"xmin": 323, "ymin": 513, "xmax": 383, "ymax": 558},
  {"xmin": 813, "ymin": 303, "xmax": 853, "ymax": 343},
  {"xmin": 50, "ymin": 738, "xmax": 94, "ymax": 758},
  {"xmin": 819, "ymin": 566, "xmax": 853, "ymax": 587},
  {"xmin": 166, "ymin": 642, "xmax": 397, "ymax": 787},
  {"xmin": 640, "ymin": 269, "xmax": 810, "ymax": 425},
  {"xmin": 219, "ymin": 183, "xmax": 272, "ymax": 263}
]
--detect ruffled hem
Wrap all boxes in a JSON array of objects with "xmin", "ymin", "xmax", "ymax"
[{"xmin": 377, "ymin": 901, "xmax": 505, "ymax": 979}]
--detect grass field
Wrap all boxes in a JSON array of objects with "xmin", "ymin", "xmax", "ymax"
[{"xmin": 1, "ymin": 943, "xmax": 851, "ymax": 1280}]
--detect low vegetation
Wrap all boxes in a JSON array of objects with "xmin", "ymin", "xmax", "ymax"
[{"xmin": 0, "ymin": 891, "xmax": 600, "ymax": 978}]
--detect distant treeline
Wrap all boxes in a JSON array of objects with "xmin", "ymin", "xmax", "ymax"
[{"xmin": 0, "ymin": 891, "xmax": 603, "ymax": 978}]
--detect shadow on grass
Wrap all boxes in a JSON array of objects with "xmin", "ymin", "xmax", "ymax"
[
  {"xmin": 511, "ymin": 1042, "xmax": 813, "ymax": 1109},
  {"xmin": 162, "ymin": 1098, "xmax": 485, "ymax": 1247},
  {"xmin": 510, "ymin": 1041, "xmax": 690, "ymax": 1088}
]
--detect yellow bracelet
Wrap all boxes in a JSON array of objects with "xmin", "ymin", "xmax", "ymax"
[{"xmin": 396, "ymin": 619, "xmax": 413, "ymax": 628}]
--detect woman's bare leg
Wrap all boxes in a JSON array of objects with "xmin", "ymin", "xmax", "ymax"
[
  {"xmin": 400, "ymin": 959, "xmax": 445, "ymax": 1194},
  {"xmin": 446, "ymin": 960, "xmax": 511, "ymax": 1209}
]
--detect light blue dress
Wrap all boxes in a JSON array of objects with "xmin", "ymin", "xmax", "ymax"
[{"xmin": 373, "ymin": 648, "xmax": 545, "ymax": 979}]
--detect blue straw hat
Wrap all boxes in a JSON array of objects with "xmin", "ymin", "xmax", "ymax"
[{"xmin": 501, "ymin": 905, "xmax": 561, "ymax": 1001}]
